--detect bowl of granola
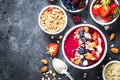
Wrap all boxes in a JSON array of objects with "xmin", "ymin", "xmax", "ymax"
[
  {"xmin": 38, "ymin": 5, "xmax": 67, "ymax": 35},
  {"xmin": 90, "ymin": 0, "xmax": 120, "ymax": 25},
  {"xmin": 102, "ymin": 60, "xmax": 120, "ymax": 80},
  {"xmin": 62, "ymin": 24, "xmax": 107, "ymax": 69}
]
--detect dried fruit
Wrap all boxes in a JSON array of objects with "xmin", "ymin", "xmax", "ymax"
[
  {"xmin": 41, "ymin": 59, "xmax": 48, "ymax": 65},
  {"xmin": 40, "ymin": 66, "xmax": 48, "ymax": 73},
  {"xmin": 110, "ymin": 33, "xmax": 115, "ymax": 40},
  {"xmin": 111, "ymin": 47, "xmax": 119, "ymax": 54}
]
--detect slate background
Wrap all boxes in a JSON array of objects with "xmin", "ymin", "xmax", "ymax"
[{"xmin": 0, "ymin": 0, "xmax": 120, "ymax": 80}]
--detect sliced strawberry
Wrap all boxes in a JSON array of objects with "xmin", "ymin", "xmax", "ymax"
[
  {"xmin": 92, "ymin": 31, "xmax": 98, "ymax": 41},
  {"xmin": 47, "ymin": 43, "xmax": 59, "ymax": 56},
  {"xmin": 99, "ymin": 6, "xmax": 110, "ymax": 17},
  {"xmin": 94, "ymin": 39, "xmax": 99, "ymax": 45},
  {"xmin": 94, "ymin": 56, "xmax": 99, "ymax": 60},
  {"xmin": 102, "ymin": 16, "xmax": 111, "ymax": 22},
  {"xmin": 92, "ymin": 7, "xmax": 100, "ymax": 16},
  {"xmin": 91, "ymin": 50, "xmax": 96, "ymax": 56}
]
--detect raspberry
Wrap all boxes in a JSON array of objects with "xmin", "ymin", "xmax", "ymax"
[
  {"xmin": 72, "ymin": 15, "xmax": 81, "ymax": 24},
  {"xmin": 72, "ymin": 0, "xmax": 79, "ymax": 5},
  {"xmin": 78, "ymin": 1, "xmax": 86, "ymax": 9}
]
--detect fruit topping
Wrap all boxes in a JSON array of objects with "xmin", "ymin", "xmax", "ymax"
[
  {"xmin": 72, "ymin": 15, "xmax": 81, "ymax": 24},
  {"xmin": 79, "ymin": 47, "xmax": 85, "ymax": 54},
  {"xmin": 47, "ymin": 43, "xmax": 59, "ymax": 56},
  {"xmin": 61, "ymin": 0, "xmax": 86, "ymax": 11}
]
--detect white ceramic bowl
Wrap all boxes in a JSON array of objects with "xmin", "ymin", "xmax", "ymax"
[
  {"xmin": 60, "ymin": 0, "xmax": 88, "ymax": 13},
  {"xmin": 62, "ymin": 24, "xmax": 107, "ymax": 69},
  {"xmin": 38, "ymin": 5, "xmax": 67, "ymax": 35},
  {"xmin": 102, "ymin": 60, "xmax": 120, "ymax": 80},
  {"xmin": 90, "ymin": 0, "xmax": 120, "ymax": 25}
]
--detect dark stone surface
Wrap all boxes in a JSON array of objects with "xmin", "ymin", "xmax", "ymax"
[{"xmin": 0, "ymin": 0, "xmax": 120, "ymax": 80}]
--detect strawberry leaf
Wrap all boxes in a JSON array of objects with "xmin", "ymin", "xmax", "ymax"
[{"xmin": 101, "ymin": 0, "xmax": 111, "ymax": 6}]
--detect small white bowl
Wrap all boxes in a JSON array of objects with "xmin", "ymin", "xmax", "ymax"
[
  {"xmin": 38, "ymin": 5, "xmax": 67, "ymax": 35},
  {"xmin": 90, "ymin": 0, "xmax": 120, "ymax": 25},
  {"xmin": 102, "ymin": 60, "xmax": 120, "ymax": 80},
  {"xmin": 60, "ymin": 0, "xmax": 88, "ymax": 13},
  {"xmin": 62, "ymin": 24, "xmax": 107, "ymax": 69}
]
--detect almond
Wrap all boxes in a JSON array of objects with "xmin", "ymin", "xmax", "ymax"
[
  {"xmin": 85, "ymin": 54, "xmax": 94, "ymax": 60},
  {"xmin": 84, "ymin": 26, "xmax": 89, "ymax": 33},
  {"xmin": 41, "ymin": 59, "xmax": 48, "ymax": 65},
  {"xmin": 111, "ymin": 47, "xmax": 119, "ymax": 54},
  {"xmin": 110, "ymin": 33, "xmax": 115, "ymax": 41},
  {"xmin": 74, "ymin": 59, "xmax": 80, "ymax": 65},
  {"xmin": 40, "ymin": 66, "xmax": 48, "ymax": 73}
]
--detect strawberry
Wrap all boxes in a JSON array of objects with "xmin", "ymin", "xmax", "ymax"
[
  {"xmin": 47, "ymin": 43, "xmax": 59, "ymax": 56},
  {"xmin": 110, "ymin": 3, "xmax": 120, "ymax": 15},
  {"xmin": 91, "ymin": 50, "xmax": 96, "ymax": 56},
  {"xmin": 92, "ymin": 7, "xmax": 100, "ymax": 16},
  {"xmin": 94, "ymin": 39, "xmax": 99, "ymax": 45},
  {"xmin": 92, "ymin": 31, "xmax": 98, "ymax": 41},
  {"xmin": 103, "ymin": 16, "xmax": 111, "ymax": 22},
  {"xmin": 99, "ymin": 6, "xmax": 110, "ymax": 17}
]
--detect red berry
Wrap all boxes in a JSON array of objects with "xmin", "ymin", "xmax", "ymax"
[
  {"xmin": 72, "ymin": 15, "xmax": 81, "ymax": 24},
  {"xmin": 78, "ymin": 1, "xmax": 86, "ymax": 9},
  {"xmin": 103, "ymin": 16, "xmax": 111, "ymax": 22},
  {"xmin": 94, "ymin": 39, "xmax": 99, "ymax": 45},
  {"xmin": 110, "ymin": 3, "xmax": 118, "ymax": 15},
  {"xmin": 72, "ymin": 0, "xmax": 78, "ymax": 5},
  {"xmin": 91, "ymin": 50, "xmax": 96, "ymax": 56},
  {"xmin": 92, "ymin": 7, "xmax": 100, "ymax": 16}
]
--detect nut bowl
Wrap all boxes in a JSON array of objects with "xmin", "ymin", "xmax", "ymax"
[
  {"xmin": 102, "ymin": 60, "xmax": 120, "ymax": 80},
  {"xmin": 60, "ymin": 0, "xmax": 88, "ymax": 13},
  {"xmin": 62, "ymin": 24, "xmax": 107, "ymax": 69},
  {"xmin": 90, "ymin": 0, "xmax": 120, "ymax": 25},
  {"xmin": 38, "ymin": 5, "xmax": 67, "ymax": 35}
]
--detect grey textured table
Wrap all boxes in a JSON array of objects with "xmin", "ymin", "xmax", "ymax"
[{"xmin": 0, "ymin": 0, "xmax": 120, "ymax": 80}]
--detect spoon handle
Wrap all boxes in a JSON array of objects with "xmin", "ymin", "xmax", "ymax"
[{"xmin": 65, "ymin": 72, "xmax": 74, "ymax": 80}]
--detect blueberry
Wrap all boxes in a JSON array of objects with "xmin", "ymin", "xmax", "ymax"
[
  {"xmin": 62, "ymin": 0, "xmax": 66, "ymax": 4},
  {"xmin": 65, "ymin": 4, "xmax": 71, "ymax": 10},
  {"xmin": 81, "ymin": 37, "xmax": 86, "ymax": 43},
  {"xmin": 79, "ymin": 47, "xmax": 85, "ymax": 54},
  {"xmin": 65, "ymin": 0, "xmax": 71, "ymax": 4},
  {"xmin": 79, "ymin": 31, "xmax": 84, "ymax": 37},
  {"xmin": 70, "ymin": 3, "xmax": 75, "ymax": 10}
]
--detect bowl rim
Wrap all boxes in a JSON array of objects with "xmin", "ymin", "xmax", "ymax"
[
  {"xmin": 102, "ymin": 60, "xmax": 120, "ymax": 80},
  {"xmin": 38, "ymin": 5, "xmax": 67, "ymax": 35},
  {"xmin": 60, "ymin": 0, "xmax": 88, "ymax": 13},
  {"xmin": 90, "ymin": 0, "xmax": 120, "ymax": 25},
  {"xmin": 62, "ymin": 24, "xmax": 107, "ymax": 69}
]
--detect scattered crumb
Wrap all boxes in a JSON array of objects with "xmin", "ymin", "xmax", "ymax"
[
  {"xmin": 51, "ymin": 35, "xmax": 54, "ymax": 39},
  {"xmin": 43, "ymin": 73, "xmax": 46, "ymax": 75},
  {"xmin": 52, "ymin": 72, "xmax": 56, "ymax": 77},
  {"xmin": 58, "ymin": 77, "xmax": 62, "ymax": 80},
  {"xmin": 109, "ymin": 57, "xmax": 112, "ymax": 60},
  {"xmin": 110, "ymin": 44, "xmax": 114, "ymax": 47},
  {"xmin": 59, "ymin": 35, "xmax": 63, "ymax": 39},
  {"xmin": 42, "ymin": 77, "xmax": 45, "ymax": 80},
  {"xmin": 48, "ymin": 78, "xmax": 50, "ymax": 80},
  {"xmin": 45, "ymin": 74, "xmax": 48, "ymax": 77},
  {"xmin": 56, "ymin": 40, "xmax": 60, "ymax": 44},
  {"xmin": 49, "ymin": 70, "xmax": 53, "ymax": 74},
  {"xmin": 50, "ymin": 57, "xmax": 52, "ymax": 60},
  {"xmin": 97, "ymin": 76, "xmax": 100, "ymax": 79},
  {"xmin": 83, "ymin": 75, "xmax": 87, "ymax": 78},
  {"xmin": 102, "ymin": 64, "xmax": 105, "ymax": 68},
  {"xmin": 84, "ymin": 73, "xmax": 87, "ymax": 76},
  {"xmin": 104, "ymin": 25, "xmax": 110, "ymax": 30},
  {"xmin": 83, "ymin": 21, "xmax": 87, "ymax": 23}
]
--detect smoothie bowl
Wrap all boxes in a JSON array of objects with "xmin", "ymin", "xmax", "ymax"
[{"xmin": 62, "ymin": 24, "xmax": 107, "ymax": 69}]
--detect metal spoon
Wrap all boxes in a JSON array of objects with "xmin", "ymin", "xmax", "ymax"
[{"xmin": 52, "ymin": 58, "xmax": 74, "ymax": 80}]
